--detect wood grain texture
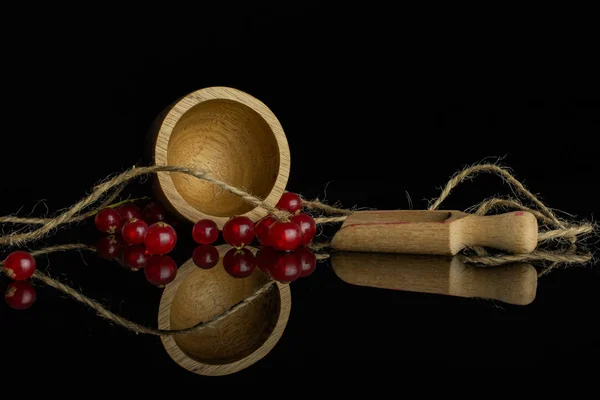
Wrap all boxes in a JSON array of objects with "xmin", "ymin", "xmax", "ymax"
[
  {"xmin": 331, "ymin": 252, "xmax": 538, "ymax": 305},
  {"xmin": 330, "ymin": 210, "xmax": 538, "ymax": 255},
  {"xmin": 158, "ymin": 245, "xmax": 291, "ymax": 376},
  {"xmin": 150, "ymin": 87, "xmax": 291, "ymax": 228}
]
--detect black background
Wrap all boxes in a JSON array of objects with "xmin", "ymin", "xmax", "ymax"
[{"xmin": 1, "ymin": 7, "xmax": 599, "ymax": 382}]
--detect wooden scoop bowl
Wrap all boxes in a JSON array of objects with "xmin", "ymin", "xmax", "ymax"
[
  {"xmin": 331, "ymin": 251, "xmax": 538, "ymax": 305},
  {"xmin": 158, "ymin": 245, "xmax": 291, "ymax": 376},
  {"xmin": 330, "ymin": 210, "xmax": 538, "ymax": 255},
  {"xmin": 149, "ymin": 86, "xmax": 291, "ymax": 228}
]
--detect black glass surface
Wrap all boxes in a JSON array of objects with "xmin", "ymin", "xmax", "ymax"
[{"xmin": 2, "ymin": 10, "xmax": 599, "ymax": 382}]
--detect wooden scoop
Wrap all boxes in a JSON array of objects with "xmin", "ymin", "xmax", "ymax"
[
  {"xmin": 331, "ymin": 252, "xmax": 538, "ymax": 305},
  {"xmin": 330, "ymin": 210, "xmax": 538, "ymax": 255}
]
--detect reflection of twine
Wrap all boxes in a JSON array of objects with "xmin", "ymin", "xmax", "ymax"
[
  {"xmin": 0, "ymin": 162, "xmax": 596, "ymax": 335},
  {"xmin": 0, "ymin": 244, "xmax": 279, "ymax": 336}
]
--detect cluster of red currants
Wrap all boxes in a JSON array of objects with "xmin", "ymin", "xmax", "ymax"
[
  {"xmin": 94, "ymin": 201, "xmax": 179, "ymax": 287},
  {"xmin": 189, "ymin": 192, "xmax": 318, "ymax": 283},
  {"xmin": 192, "ymin": 192, "xmax": 316, "ymax": 251}
]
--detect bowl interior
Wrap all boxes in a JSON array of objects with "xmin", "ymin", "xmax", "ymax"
[
  {"xmin": 167, "ymin": 98, "xmax": 281, "ymax": 218},
  {"xmin": 169, "ymin": 258, "xmax": 281, "ymax": 365}
]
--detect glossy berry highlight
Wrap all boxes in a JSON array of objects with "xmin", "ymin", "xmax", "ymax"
[
  {"xmin": 192, "ymin": 219, "xmax": 219, "ymax": 245},
  {"xmin": 223, "ymin": 248, "xmax": 256, "ymax": 278},
  {"xmin": 3, "ymin": 251, "xmax": 36, "ymax": 281},
  {"xmin": 192, "ymin": 245, "xmax": 219, "ymax": 269},
  {"xmin": 291, "ymin": 213, "xmax": 317, "ymax": 246},
  {"xmin": 144, "ymin": 222, "xmax": 177, "ymax": 255},
  {"xmin": 122, "ymin": 245, "xmax": 150, "ymax": 271},
  {"xmin": 94, "ymin": 208, "xmax": 122, "ymax": 234},
  {"xmin": 297, "ymin": 247, "xmax": 317, "ymax": 277},
  {"xmin": 5, "ymin": 281, "xmax": 37, "ymax": 310},
  {"xmin": 268, "ymin": 251, "xmax": 302, "ymax": 283},
  {"xmin": 268, "ymin": 221, "xmax": 303, "ymax": 251},
  {"xmin": 121, "ymin": 218, "xmax": 148, "ymax": 245},
  {"xmin": 144, "ymin": 255, "xmax": 177, "ymax": 287},
  {"xmin": 222, "ymin": 216, "xmax": 255, "ymax": 248},
  {"xmin": 276, "ymin": 192, "xmax": 302, "ymax": 213}
]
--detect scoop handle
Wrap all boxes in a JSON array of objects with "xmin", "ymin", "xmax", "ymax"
[{"xmin": 456, "ymin": 211, "xmax": 538, "ymax": 254}]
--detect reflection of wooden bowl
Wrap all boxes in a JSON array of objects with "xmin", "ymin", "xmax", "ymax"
[
  {"xmin": 158, "ymin": 245, "xmax": 291, "ymax": 376},
  {"xmin": 331, "ymin": 252, "xmax": 538, "ymax": 305},
  {"xmin": 150, "ymin": 86, "xmax": 290, "ymax": 228}
]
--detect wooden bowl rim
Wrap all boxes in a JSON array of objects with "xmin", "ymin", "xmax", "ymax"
[
  {"xmin": 158, "ymin": 253, "xmax": 291, "ymax": 376},
  {"xmin": 153, "ymin": 86, "xmax": 291, "ymax": 227}
]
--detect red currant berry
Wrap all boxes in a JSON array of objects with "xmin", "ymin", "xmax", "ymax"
[
  {"xmin": 144, "ymin": 255, "xmax": 177, "ymax": 287},
  {"xmin": 5, "ymin": 281, "xmax": 36, "ymax": 310},
  {"xmin": 255, "ymin": 215, "xmax": 277, "ymax": 246},
  {"xmin": 144, "ymin": 222, "xmax": 177, "ymax": 255},
  {"xmin": 223, "ymin": 248, "xmax": 256, "ymax": 278},
  {"xmin": 122, "ymin": 245, "xmax": 150, "ymax": 271},
  {"xmin": 255, "ymin": 246, "xmax": 278, "ymax": 275},
  {"xmin": 222, "ymin": 216, "xmax": 255, "ymax": 248},
  {"xmin": 94, "ymin": 208, "xmax": 122, "ymax": 234},
  {"xmin": 121, "ymin": 218, "xmax": 148, "ymax": 245},
  {"xmin": 117, "ymin": 204, "xmax": 142, "ymax": 222},
  {"xmin": 192, "ymin": 245, "xmax": 219, "ymax": 269},
  {"xmin": 276, "ymin": 192, "xmax": 302, "ymax": 213},
  {"xmin": 291, "ymin": 213, "xmax": 317, "ymax": 246},
  {"xmin": 268, "ymin": 251, "xmax": 302, "ymax": 283},
  {"xmin": 3, "ymin": 251, "xmax": 36, "ymax": 281},
  {"xmin": 192, "ymin": 219, "xmax": 219, "ymax": 245},
  {"xmin": 143, "ymin": 202, "xmax": 167, "ymax": 224},
  {"xmin": 96, "ymin": 235, "xmax": 123, "ymax": 259},
  {"xmin": 268, "ymin": 221, "xmax": 302, "ymax": 251},
  {"xmin": 296, "ymin": 247, "xmax": 317, "ymax": 277}
]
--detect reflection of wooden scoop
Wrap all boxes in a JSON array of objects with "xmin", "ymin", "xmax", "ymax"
[
  {"xmin": 331, "ymin": 252, "xmax": 538, "ymax": 305},
  {"xmin": 330, "ymin": 210, "xmax": 538, "ymax": 255}
]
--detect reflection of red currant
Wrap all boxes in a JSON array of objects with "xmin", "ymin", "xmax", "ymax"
[
  {"xmin": 121, "ymin": 218, "xmax": 148, "ymax": 245},
  {"xmin": 192, "ymin": 245, "xmax": 219, "ymax": 269},
  {"xmin": 222, "ymin": 216, "xmax": 255, "ymax": 248},
  {"xmin": 95, "ymin": 208, "xmax": 122, "ymax": 234},
  {"xmin": 5, "ymin": 281, "xmax": 36, "ymax": 310},
  {"xmin": 255, "ymin": 246, "xmax": 278, "ymax": 276},
  {"xmin": 223, "ymin": 248, "xmax": 256, "ymax": 278},
  {"xmin": 122, "ymin": 245, "xmax": 150, "ymax": 271},
  {"xmin": 117, "ymin": 204, "xmax": 142, "ymax": 222},
  {"xmin": 144, "ymin": 222, "xmax": 177, "ymax": 255},
  {"xmin": 268, "ymin": 252, "xmax": 301, "ymax": 283},
  {"xmin": 291, "ymin": 213, "xmax": 317, "ymax": 246},
  {"xmin": 276, "ymin": 192, "xmax": 302, "ymax": 213},
  {"xmin": 296, "ymin": 247, "xmax": 317, "ymax": 277},
  {"xmin": 192, "ymin": 219, "xmax": 219, "ymax": 245},
  {"xmin": 255, "ymin": 215, "xmax": 276, "ymax": 246},
  {"xmin": 96, "ymin": 235, "xmax": 123, "ymax": 259},
  {"xmin": 144, "ymin": 255, "xmax": 177, "ymax": 287},
  {"xmin": 3, "ymin": 251, "xmax": 36, "ymax": 281},
  {"xmin": 268, "ymin": 222, "xmax": 302, "ymax": 251},
  {"xmin": 143, "ymin": 202, "xmax": 167, "ymax": 224}
]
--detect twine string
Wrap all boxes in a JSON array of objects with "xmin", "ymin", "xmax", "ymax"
[
  {"xmin": 1, "ymin": 164, "xmax": 593, "ymax": 248},
  {"xmin": 0, "ymin": 163, "xmax": 596, "ymax": 336}
]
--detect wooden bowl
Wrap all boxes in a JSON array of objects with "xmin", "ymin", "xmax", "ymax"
[
  {"xmin": 158, "ymin": 245, "xmax": 291, "ymax": 376},
  {"xmin": 150, "ymin": 86, "xmax": 290, "ymax": 228}
]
